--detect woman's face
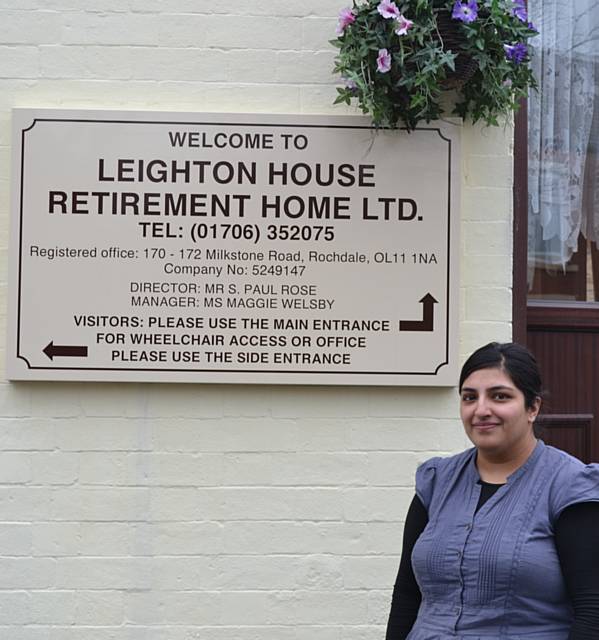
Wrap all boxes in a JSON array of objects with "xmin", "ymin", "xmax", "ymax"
[{"xmin": 460, "ymin": 367, "xmax": 540, "ymax": 458}]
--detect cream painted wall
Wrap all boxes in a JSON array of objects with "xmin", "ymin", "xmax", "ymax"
[{"xmin": 0, "ymin": 2, "xmax": 512, "ymax": 638}]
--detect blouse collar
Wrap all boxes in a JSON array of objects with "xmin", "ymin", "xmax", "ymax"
[{"xmin": 467, "ymin": 439, "xmax": 545, "ymax": 484}]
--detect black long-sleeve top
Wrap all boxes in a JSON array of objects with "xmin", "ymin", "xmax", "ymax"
[{"xmin": 386, "ymin": 483, "xmax": 599, "ymax": 640}]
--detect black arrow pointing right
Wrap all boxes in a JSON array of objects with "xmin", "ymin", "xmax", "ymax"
[{"xmin": 43, "ymin": 342, "xmax": 88, "ymax": 361}]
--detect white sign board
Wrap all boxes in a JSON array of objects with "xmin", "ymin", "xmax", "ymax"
[{"xmin": 8, "ymin": 108, "xmax": 459, "ymax": 385}]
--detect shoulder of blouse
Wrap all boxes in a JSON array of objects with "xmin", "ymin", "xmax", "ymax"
[
  {"xmin": 415, "ymin": 448, "xmax": 475, "ymax": 510},
  {"xmin": 543, "ymin": 445, "xmax": 599, "ymax": 522}
]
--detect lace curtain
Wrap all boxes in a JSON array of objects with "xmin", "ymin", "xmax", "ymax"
[{"xmin": 527, "ymin": 0, "xmax": 599, "ymax": 277}]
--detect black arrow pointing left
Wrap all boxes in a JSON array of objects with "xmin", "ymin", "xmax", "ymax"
[{"xmin": 43, "ymin": 342, "xmax": 88, "ymax": 361}]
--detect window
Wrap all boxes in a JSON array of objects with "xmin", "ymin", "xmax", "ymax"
[{"xmin": 527, "ymin": 1, "xmax": 599, "ymax": 302}]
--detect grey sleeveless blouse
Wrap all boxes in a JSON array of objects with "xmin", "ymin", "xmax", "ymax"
[{"xmin": 408, "ymin": 440, "xmax": 599, "ymax": 639}]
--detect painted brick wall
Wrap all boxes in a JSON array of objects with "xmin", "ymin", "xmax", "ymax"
[{"xmin": 0, "ymin": 2, "xmax": 512, "ymax": 638}]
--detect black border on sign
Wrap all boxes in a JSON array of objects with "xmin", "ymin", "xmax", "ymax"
[{"xmin": 14, "ymin": 116, "xmax": 454, "ymax": 377}]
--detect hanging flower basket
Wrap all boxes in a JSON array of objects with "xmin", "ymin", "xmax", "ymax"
[
  {"xmin": 434, "ymin": 8, "xmax": 478, "ymax": 87},
  {"xmin": 332, "ymin": 0, "xmax": 538, "ymax": 131}
]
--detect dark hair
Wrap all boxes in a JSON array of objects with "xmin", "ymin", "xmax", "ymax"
[{"xmin": 458, "ymin": 342, "xmax": 543, "ymax": 410}]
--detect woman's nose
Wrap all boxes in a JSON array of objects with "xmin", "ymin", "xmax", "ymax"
[{"xmin": 474, "ymin": 397, "xmax": 491, "ymax": 416}]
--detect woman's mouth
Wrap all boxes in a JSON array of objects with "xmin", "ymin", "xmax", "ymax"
[{"xmin": 472, "ymin": 423, "xmax": 500, "ymax": 431}]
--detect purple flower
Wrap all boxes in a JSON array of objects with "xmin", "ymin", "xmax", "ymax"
[
  {"xmin": 343, "ymin": 77, "xmax": 358, "ymax": 93},
  {"xmin": 511, "ymin": 0, "xmax": 528, "ymax": 22},
  {"xmin": 335, "ymin": 7, "xmax": 355, "ymax": 35},
  {"xmin": 376, "ymin": 48, "xmax": 392, "ymax": 73},
  {"xmin": 504, "ymin": 42, "xmax": 527, "ymax": 63},
  {"xmin": 394, "ymin": 14, "xmax": 414, "ymax": 36},
  {"xmin": 527, "ymin": 20, "xmax": 538, "ymax": 32},
  {"xmin": 377, "ymin": 0, "xmax": 400, "ymax": 20},
  {"xmin": 452, "ymin": 0, "xmax": 478, "ymax": 23}
]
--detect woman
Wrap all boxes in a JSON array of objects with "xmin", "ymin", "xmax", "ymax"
[{"xmin": 386, "ymin": 342, "xmax": 599, "ymax": 639}]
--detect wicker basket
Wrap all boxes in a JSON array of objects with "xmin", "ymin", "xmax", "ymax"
[{"xmin": 434, "ymin": 9, "xmax": 478, "ymax": 88}]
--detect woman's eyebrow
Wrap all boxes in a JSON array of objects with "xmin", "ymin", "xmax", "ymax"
[{"xmin": 461, "ymin": 385, "xmax": 514, "ymax": 393}]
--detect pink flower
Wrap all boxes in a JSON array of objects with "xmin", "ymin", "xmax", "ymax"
[
  {"xmin": 394, "ymin": 14, "xmax": 413, "ymax": 36},
  {"xmin": 376, "ymin": 48, "xmax": 392, "ymax": 73},
  {"xmin": 336, "ymin": 7, "xmax": 356, "ymax": 35},
  {"xmin": 377, "ymin": 0, "xmax": 400, "ymax": 20}
]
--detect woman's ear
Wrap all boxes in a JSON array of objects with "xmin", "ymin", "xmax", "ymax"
[{"xmin": 529, "ymin": 396, "xmax": 542, "ymax": 422}]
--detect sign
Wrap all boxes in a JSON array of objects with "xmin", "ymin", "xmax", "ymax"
[{"xmin": 8, "ymin": 108, "xmax": 459, "ymax": 385}]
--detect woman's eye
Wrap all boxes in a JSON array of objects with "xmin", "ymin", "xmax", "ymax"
[
  {"xmin": 461, "ymin": 394, "xmax": 476, "ymax": 402},
  {"xmin": 493, "ymin": 393, "xmax": 509, "ymax": 400}
]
